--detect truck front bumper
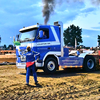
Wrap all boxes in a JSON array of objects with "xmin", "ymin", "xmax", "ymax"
[
  {"xmin": 16, "ymin": 61, "xmax": 44, "ymax": 69},
  {"xmin": 16, "ymin": 62, "xmax": 26, "ymax": 69}
]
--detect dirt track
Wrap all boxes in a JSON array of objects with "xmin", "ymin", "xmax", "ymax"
[{"xmin": 0, "ymin": 65, "xmax": 100, "ymax": 100}]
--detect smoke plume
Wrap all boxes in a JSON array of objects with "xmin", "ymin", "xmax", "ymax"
[
  {"xmin": 42, "ymin": 0, "xmax": 100, "ymax": 24},
  {"xmin": 42, "ymin": 0, "xmax": 55, "ymax": 25},
  {"xmin": 91, "ymin": 0, "xmax": 100, "ymax": 5}
]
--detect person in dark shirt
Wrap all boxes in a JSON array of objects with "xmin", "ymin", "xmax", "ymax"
[
  {"xmin": 42, "ymin": 31, "xmax": 47, "ymax": 39},
  {"xmin": 25, "ymin": 46, "xmax": 39, "ymax": 85}
]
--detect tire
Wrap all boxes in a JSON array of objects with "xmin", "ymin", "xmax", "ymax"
[
  {"xmin": 43, "ymin": 58, "xmax": 58, "ymax": 73},
  {"xmin": 83, "ymin": 56, "xmax": 96, "ymax": 72}
]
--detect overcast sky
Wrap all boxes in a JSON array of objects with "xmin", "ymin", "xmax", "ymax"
[{"xmin": 0, "ymin": 0, "xmax": 100, "ymax": 47}]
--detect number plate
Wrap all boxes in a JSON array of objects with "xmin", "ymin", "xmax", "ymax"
[{"xmin": 16, "ymin": 63, "xmax": 26, "ymax": 69}]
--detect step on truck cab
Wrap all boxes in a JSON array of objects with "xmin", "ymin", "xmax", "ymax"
[{"xmin": 16, "ymin": 21, "xmax": 96, "ymax": 73}]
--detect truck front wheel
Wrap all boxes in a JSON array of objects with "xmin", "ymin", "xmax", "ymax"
[
  {"xmin": 43, "ymin": 58, "xmax": 58, "ymax": 73},
  {"xmin": 83, "ymin": 56, "xmax": 96, "ymax": 72}
]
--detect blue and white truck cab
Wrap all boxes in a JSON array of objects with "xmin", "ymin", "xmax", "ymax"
[{"xmin": 16, "ymin": 21, "xmax": 96, "ymax": 73}]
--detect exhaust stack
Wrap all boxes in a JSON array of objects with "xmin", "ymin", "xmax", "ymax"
[{"xmin": 54, "ymin": 21, "xmax": 63, "ymax": 57}]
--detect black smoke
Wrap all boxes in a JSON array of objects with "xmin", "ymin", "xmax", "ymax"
[
  {"xmin": 42, "ymin": 0, "xmax": 100, "ymax": 24},
  {"xmin": 42, "ymin": 0, "xmax": 55, "ymax": 25},
  {"xmin": 91, "ymin": 0, "xmax": 100, "ymax": 5}
]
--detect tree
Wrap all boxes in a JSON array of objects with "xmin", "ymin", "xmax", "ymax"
[
  {"xmin": 98, "ymin": 35, "xmax": 100, "ymax": 46},
  {"xmin": 3, "ymin": 44, "xmax": 7, "ymax": 50},
  {"xmin": 63, "ymin": 24, "xmax": 83, "ymax": 47},
  {"xmin": 8, "ymin": 45, "xmax": 13, "ymax": 50}
]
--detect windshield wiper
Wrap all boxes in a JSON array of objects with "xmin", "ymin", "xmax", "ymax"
[
  {"xmin": 24, "ymin": 38, "xmax": 30, "ymax": 40},
  {"xmin": 20, "ymin": 37, "xmax": 35, "ymax": 43}
]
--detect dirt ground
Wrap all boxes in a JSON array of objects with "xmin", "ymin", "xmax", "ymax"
[{"xmin": 0, "ymin": 65, "xmax": 100, "ymax": 100}]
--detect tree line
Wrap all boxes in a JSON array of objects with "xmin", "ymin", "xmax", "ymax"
[
  {"xmin": 1, "ymin": 44, "xmax": 14, "ymax": 50},
  {"xmin": 0, "ymin": 36, "xmax": 14, "ymax": 50}
]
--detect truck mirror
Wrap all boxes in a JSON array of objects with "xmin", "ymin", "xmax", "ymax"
[
  {"xmin": 13, "ymin": 41, "xmax": 20, "ymax": 46},
  {"xmin": 39, "ymin": 30, "xmax": 43, "ymax": 38}
]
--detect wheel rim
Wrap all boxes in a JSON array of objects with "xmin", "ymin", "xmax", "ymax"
[
  {"xmin": 87, "ymin": 59, "xmax": 94, "ymax": 69},
  {"xmin": 47, "ymin": 61, "xmax": 55, "ymax": 71}
]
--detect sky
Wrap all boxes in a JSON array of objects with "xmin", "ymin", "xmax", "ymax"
[{"xmin": 0, "ymin": 0, "xmax": 100, "ymax": 47}]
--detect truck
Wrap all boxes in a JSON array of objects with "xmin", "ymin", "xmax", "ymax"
[{"xmin": 15, "ymin": 21, "xmax": 96, "ymax": 73}]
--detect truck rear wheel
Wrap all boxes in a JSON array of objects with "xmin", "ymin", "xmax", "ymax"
[
  {"xmin": 43, "ymin": 58, "xmax": 58, "ymax": 73},
  {"xmin": 83, "ymin": 56, "xmax": 96, "ymax": 72}
]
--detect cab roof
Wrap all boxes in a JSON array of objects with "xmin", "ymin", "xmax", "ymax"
[
  {"xmin": 19, "ymin": 25, "xmax": 39, "ymax": 32},
  {"xmin": 19, "ymin": 22, "xmax": 60, "ymax": 32}
]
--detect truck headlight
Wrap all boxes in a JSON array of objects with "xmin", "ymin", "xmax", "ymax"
[{"xmin": 18, "ymin": 49, "xmax": 21, "ymax": 52}]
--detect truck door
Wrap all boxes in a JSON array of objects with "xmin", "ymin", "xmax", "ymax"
[{"xmin": 36, "ymin": 28, "xmax": 51, "ymax": 58}]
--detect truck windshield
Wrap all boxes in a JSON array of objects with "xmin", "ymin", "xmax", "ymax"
[{"xmin": 19, "ymin": 29, "xmax": 37, "ymax": 42}]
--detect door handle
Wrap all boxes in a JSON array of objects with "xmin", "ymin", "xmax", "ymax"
[{"xmin": 48, "ymin": 47, "xmax": 51, "ymax": 49}]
